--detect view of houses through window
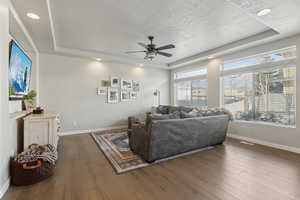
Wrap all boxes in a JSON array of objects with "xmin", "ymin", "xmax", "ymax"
[
  {"xmin": 174, "ymin": 69, "xmax": 208, "ymax": 108},
  {"xmin": 174, "ymin": 47, "xmax": 296, "ymax": 127},
  {"xmin": 222, "ymin": 47, "xmax": 296, "ymax": 126}
]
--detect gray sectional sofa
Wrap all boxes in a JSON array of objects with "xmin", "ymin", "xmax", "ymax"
[{"xmin": 128, "ymin": 105, "xmax": 231, "ymax": 162}]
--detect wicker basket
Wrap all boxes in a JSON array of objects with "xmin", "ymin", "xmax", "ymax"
[{"xmin": 10, "ymin": 158, "xmax": 55, "ymax": 186}]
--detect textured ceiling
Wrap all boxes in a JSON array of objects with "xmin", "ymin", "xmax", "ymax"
[
  {"xmin": 9, "ymin": 12, "xmax": 34, "ymax": 53},
  {"xmin": 50, "ymin": 0, "xmax": 269, "ymax": 63},
  {"xmin": 10, "ymin": 0, "xmax": 300, "ymax": 67}
]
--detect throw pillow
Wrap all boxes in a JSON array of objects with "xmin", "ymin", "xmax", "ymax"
[{"xmin": 156, "ymin": 105, "xmax": 169, "ymax": 115}]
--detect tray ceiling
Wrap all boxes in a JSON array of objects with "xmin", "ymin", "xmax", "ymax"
[{"xmin": 11, "ymin": 0, "xmax": 300, "ymax": 68}]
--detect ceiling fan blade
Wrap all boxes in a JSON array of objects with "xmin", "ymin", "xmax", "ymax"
[
  {"xmin": 156, "ymin": 44, "xmax": 175, "ymax": 51},
  {"xmin": 125, "ymin": 50, "xmax": 146, "ymax": 54},
  {"xmin": 157, "ymin": 51, "xmax": 172, "ymax": 57},
  {"xmin": 138, "ymin": 42, "xmax": 148, "ymax": 49}
]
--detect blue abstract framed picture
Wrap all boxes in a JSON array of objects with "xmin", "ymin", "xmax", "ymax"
[{"xmin": 9, "ymin": 40, "xmax": 32, "ymax": 99}]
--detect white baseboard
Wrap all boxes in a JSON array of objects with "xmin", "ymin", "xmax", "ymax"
[
  {"xmin": 0, "ymin": 178, "xmax": 10, "ymax": 199},
  {"xmin": 227, "ymin": 134, "xmax": 300, "ymax": 154},
  {"xmin": 59, "ymin": 125, "xmax": 127, "ymax": 136}
]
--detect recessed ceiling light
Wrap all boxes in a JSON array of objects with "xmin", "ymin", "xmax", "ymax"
[
  {"xmin": 257, "ymin": 9, "xmax": 271, "ymax": 16},
  {"xmin": 95, "ymin": 58, "xmax": 102, "ymax": 61},
  {"xmin": 26, "ymin": 13, "xmax": 40, "ymax": 20},
  {"xmin": 208, "ymin": 56, "xmax": 214, "ymax": 59}
]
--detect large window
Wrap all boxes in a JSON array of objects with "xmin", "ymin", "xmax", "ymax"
[
  {"xmin": 222, "ymin": 47, "xmax": 296, "ymax": 126},
  {"xmin": 175, "ymin": 68, "xmax": 208, "ymax": 107}
]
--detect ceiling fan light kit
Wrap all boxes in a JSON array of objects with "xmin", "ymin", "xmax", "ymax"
[{"xmin": 126, "ymin": 36, "xmax": 175, "ymax": 60}]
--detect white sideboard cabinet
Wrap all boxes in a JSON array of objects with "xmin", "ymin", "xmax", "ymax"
[{"xmin": 24, "ymin": 113, "xmax": 60, "ymax": 150}]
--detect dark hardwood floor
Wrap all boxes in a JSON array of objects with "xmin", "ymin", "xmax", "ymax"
[{"xmin": 3, "ymin": 134, "xmax": 300, "ymax": 200}]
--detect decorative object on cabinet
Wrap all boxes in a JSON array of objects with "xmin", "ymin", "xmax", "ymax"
[
  {"xmin": 23, "ymin": 90, "xmax": 37, "ymax": 112},
  {"xmin": 121, "ymin": 91, "xmax": 131, "ymax": 102},
  {"xmin": 121, "ymin": 79, "xmax": 132, "ymax": 90},
  {"xmin": 107, "ymin": 88, "xmax": 119, "ymax": 103},
  {"xmin": 111, "ymin": 77, "xmax": 120, "ymax": 87},
  {"xmin": 32, "ymin": 107, "xmax": 44, "ymax": 114},
  {"xmin": 23, "ymin": 113, "xmax": 60, "ymax": 150}
]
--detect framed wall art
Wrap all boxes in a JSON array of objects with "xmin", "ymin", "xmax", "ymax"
[
  {"xmin": 121, "ymin": 79, "xmax": 132, "ymax": 90},
  {"xmin": 121, "ymin": 90, "xmax": 131, "ymax": 102},
  {"xmin": 111, "ymin": 77, "xmax": 120, "ymax": 87},
  {"xmin": 107, "ymin": 88, "xmax": 119, "ymax": 103}
]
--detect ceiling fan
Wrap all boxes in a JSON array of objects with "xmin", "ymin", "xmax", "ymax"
[{"xmin": 126, "ymin": 36, "xmax": 175, "ymax": 60}]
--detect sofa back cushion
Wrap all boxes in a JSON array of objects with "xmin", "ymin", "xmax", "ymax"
[
  {"xmin": 146, "ymin": 112, "xmax": 180, "ymax": 133},
  {"xmin": 156, "ymin": 105, "xmax": 194, "ymax": 114},
  {"xmin": 180, "ymin": 106, "xmax": 194, "ymax": 113},
  {"xmin": 180, "ymin": 109, "xmax": 202, "ymax": 118},
  {"xmin": 197, "ymin": 108, "xmax": 233, "ymax": 120},
  {"xmin": 151, "ymin": 112, "xmax": 180, "ymax": 120},
  {"xmin": 168, "ymin": 106, "xmax": 181, "ymax": 114}
]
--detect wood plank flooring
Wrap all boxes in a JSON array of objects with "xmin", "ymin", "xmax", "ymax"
[{"xmin": 3, "ymin": 134, "xmax": 300, "ymax": 200}]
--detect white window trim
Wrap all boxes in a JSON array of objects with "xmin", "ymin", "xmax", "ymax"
[
  {"xmin": 233, "ymin": 120, "xmax": 296, "ymax": 129},
  {"xmin": 221, "ymin": 58, "xmax": 296, "ymax": 77},
  {"xmin": 174, "ymin": 67, "xmax": 208, "ymax": 107},
  {"xmin": 174, "ymin": 68, "xmax": 207, "ymax": 81},
  {"xmin": 221, "ymin": 45, "xmax": 297, "ymax": 71},
  {"xmin": 220, "ymin": 50, "xmax": 297, "ymax": 127},
  {"xmin": 174, "ymin": 74, "xmax": 207, "ymax": 83}
]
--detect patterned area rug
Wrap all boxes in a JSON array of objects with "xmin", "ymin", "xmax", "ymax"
[{"xmin": 91, "ymin": 128, "xmax": 213, "ymax": 174}]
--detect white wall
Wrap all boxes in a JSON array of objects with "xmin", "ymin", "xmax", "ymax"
[
  {"xmin": 39, "ymin": 54, "xmax": 170, "ymax": 132},
  {"xmin": 0, "ymin": 2, "xmax": 12, "ymax": 197},
  {"xmin": 0, "ymin": 2, "xmax": 39, "ymax": 197},
  {"xmin": 171, "ymin": 34, "xmax": 300, "ymax": 150}
]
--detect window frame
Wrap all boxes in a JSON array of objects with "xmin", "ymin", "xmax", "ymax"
[
  {"xmin": 222, "ymin": 46, "xmax": 297, "ymax": 72},
  {"xmin": 174, "ymin": 67, "xmax": 208, "ymax": 107},
  {"xmin": 220, "ymin": 46, "xmax": 297, "ymax": 127},
  {"xmin": 174, "ymin": 68, "xmax": 207, "ymax": 81}
]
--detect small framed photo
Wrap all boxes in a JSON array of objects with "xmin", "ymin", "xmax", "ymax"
[
  {"xmin": 107, "ymin": 88, "xmax": 119, "ymax": 103},
  {"xmin": 132, "ymin": 81, "xmax": 140, "ymax": 92},
  {"xmin": 121, "ymin": 90, "xmax": 131, "ymax": 102},
  {"xmin": 101, "ymin": 80, "xmax": 110, "ymax": 87},
  {"xmin": 121, "ymin": 79, "xmax": 132, "ymax": 90},
  {"xmin": 130, "ymin": 91, "xmax": 137, "ymax": 100},
  {"xmin": 97, "ymin": 87, "xmax": 106, "ymax": 95},
  {"xmin": 111, "ymin": 77, "xmax": 120, "ymax": 87}
]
